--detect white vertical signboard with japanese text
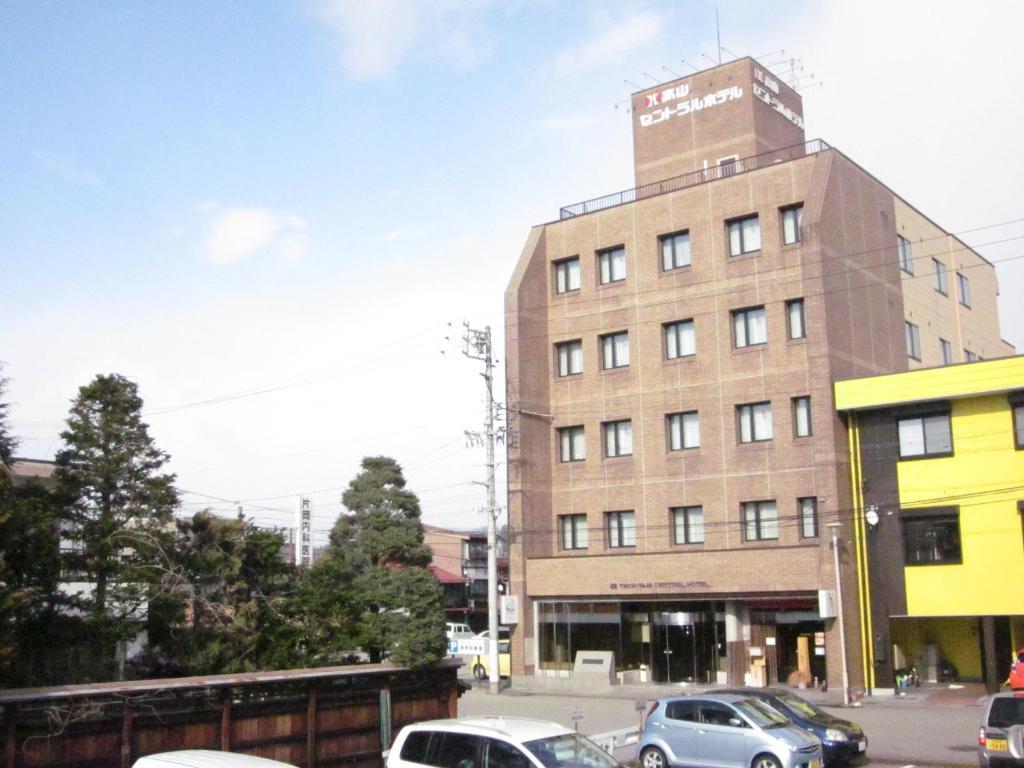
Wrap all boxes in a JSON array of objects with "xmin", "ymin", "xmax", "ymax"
[{"xmin": 296, "ymin": 496, "xmax": 312, "ymax": 568}]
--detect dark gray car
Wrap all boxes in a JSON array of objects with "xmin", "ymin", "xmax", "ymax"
[{"xmin": 639, "ymin": 694, "xmax": 822, "ymax": 768}]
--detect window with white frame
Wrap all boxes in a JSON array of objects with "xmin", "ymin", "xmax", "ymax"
[
  {"xmin": 661, "ymin": 231, "xmax": 692, "ymax": 271},
  {"xmin": 555, "ymin": 339, "xmax": 583, "ymax": 377},
  {"xmin": 940, "ymin": 338, "xmax": 953, "ymax": 365},
  {"xmin": 742, "ymin": 500, "xmax": 779, "ymax": 541},
  {"xmin": 898, "ymin": 412, "xmax": 952, "ymax": 458},
  {"xmin": 598, "ymin": 246, "xmax": 626, "ymax": 284},
  {"xmin": 554, "ymin": 257, "xmax": 580, "ymax": 294},
  {"xmin": 667, "ymin": 411, "xmax": 700, "ymax": 450},
  {"xmin": 792, "ymin": 396, "xmax": 812, "ymax": 437},
  {"xmin": 733, "ymin": 306, "xmax": 767, "ymax": 348},
  {"xmin": 606, "ymin": 510, "xmax": 636, "ymax": 548},
  {"xmin": 787, "ymin": 298, "xmax": 805, "ymax": 340},
  {"xmin": 603, "ymin": 419, "xmax": 633, "ymax": 457},
  {"xmin": 957, "ymin": 272, "xmax": 972, "ymax": 308},
  {"xmin": 781, "ymin": 204, "xmax": 804, "ymax": 245},
  {"xmin": 905, "ymin": 321, "xmax": 921, "ymax": 360},
  {"xmin": 672, "ymin": 506, "xmax": 704, "ymax": 544},
  {"xmin": 799, "ymin": 497, "xmax": 818, "ymax": 538},
  {"xmin": 898, "ymin": 235, "xmax": 913, "ymax": 274},
  {"xmin": 727, "ymin": 214, "xmax": 761, "ymax": 256},
  {"xmin": 600, "ymin": 331, "xmax": 630, "ymax": 369},
  {"xmin": 558, "ymin": 426, "xmax": 585, "ymax": 462},
  {"xmin": 737, "ymin": 402, "xmax": 773, "ymax": 443},
  {"xmin": 560, "ymin": 514, "xmax": 588, "ymax": 550},
  {"xmin": 933, "ymin": 258, "xmax": 948, "ymax": 295},
  {"xmin": 664, "ymin": 319, "xmax": 695, "ymax": 359}
]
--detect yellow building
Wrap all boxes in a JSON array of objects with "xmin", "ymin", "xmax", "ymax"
[{"xmin": 835, "ymin": 356, "xmax": 1024, "ymax": 692}]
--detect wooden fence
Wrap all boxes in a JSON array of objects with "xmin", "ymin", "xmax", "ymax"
[{"xmin": 0, "ymin": 660, "xmax": 463, "ymax": 768}]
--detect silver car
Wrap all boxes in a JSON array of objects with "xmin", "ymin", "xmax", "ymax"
[
  {"xmin": 639, "ymin": 694, "xmax": 823, "ymax": 768},
  {"xmin": 978, "ymin": 692, "xmax": 1024, "ymax": 767}
]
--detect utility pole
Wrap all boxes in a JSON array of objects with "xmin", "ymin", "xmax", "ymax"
[
  {"xmin": 462, "ymin": 323, "xmax": 501, "ymax": 694},
  {"xmin": 828, "ymin": 521, "xmax": 851, "ymax": 706}
]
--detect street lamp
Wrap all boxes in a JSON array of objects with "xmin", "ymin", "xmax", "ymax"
[{"xmin": 827, "ymin": 522, "xmax": 850, "ymax": 706}]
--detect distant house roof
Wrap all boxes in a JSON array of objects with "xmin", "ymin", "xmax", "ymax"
[
  {"xmin": 428, "ymin": 564, "xmax": 464, "ymax": 584},
  {"xmin": 7, "ymin": 457, "xmax": 57, "ymax": 487}
]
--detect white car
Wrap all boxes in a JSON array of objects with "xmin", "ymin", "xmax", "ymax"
[
  {"xmin": 446, "ymin": 622, "xmax": 475, "ymax": 641},
  {"xmin": 386, "ymin": 717, "xmax": 625, "ymax": 768},
  {"xmin": 133, "ymin": 750, "xmax": 297, "ymax": 767}
]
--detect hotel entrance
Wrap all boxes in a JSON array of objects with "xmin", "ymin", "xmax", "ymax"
[{"xmin": 649, "ymin": 610, "xmax": 720, "ymax": 683}]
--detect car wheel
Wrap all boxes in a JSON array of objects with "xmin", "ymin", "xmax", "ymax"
[
  {"xmin": 641, "ymin": 747, "xmax": 667, "ymax": 768},
  {"xmin": 473, "ymin": 664, "xmax": 486, "ymax": 680},
  {"xmin": 752, "ymin": 754, "xmax": 782, "ymax": 768}
]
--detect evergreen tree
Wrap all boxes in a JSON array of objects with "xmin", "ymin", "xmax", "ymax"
[
  {"xmin": 319, "ymin": 456, "xmax": 445, "ymax": 666},
  {"xmin": 0, "ymin": 363, "xmax": 16, "ymax": 466},
  {"xmin": 55, "ymin": 373, "xmax": 178, "ymax": 680}
]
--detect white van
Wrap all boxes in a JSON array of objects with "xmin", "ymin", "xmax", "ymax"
[{"xmin": 133, "ymin": 750, "xmax": 297, "ymax": 767}]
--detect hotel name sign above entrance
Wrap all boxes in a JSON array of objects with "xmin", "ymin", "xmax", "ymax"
[
  {"xmin": 609, "ymin": 580, "xmax": 710, "ymax": 591},
  {"xmin": 638, "ymin": 68, "xmax": 803, "ymax": 130}
]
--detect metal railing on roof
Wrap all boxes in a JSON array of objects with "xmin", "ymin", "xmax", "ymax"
[{"xmin": 558, "ymin": 138, "xmax": 831, "ymax": 220}]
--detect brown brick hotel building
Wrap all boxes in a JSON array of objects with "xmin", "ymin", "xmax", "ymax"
[{"xmin": 504, "ymin": 57, "xmax": 1012, "ymax": 691}]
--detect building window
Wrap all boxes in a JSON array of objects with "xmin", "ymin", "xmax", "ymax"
[
  {"xmin": 667, "ymin": 411, "xmax": 700, "ymax": 450},
  {"xmin": 932, "ymin": 258, "xmax": 948, "ymax": 295},
  {"xmin": 781, "ymin": 204, "xmax": 804, "ymax": 245},
  {"xmin": 965, "ymin": 349, "xmax": 980, "ymax": 362},
  {"xmin": 603, "ymin": 419, "xmax": 633, "ymax": 457},
  {"xmin": 606, "ymin": 511, "xmax": 636, "ymax": 548},
  {"xmin": 598, "ymin": 246, "xmax": 626, "ymax": 284},
  {"xmin": 898, "ymin": 412, "xmax": 952, "ymax": 458},
  {"xmin": 940, "ymin": 338, "xmax": 953, "ymax": 365},
  {"xmin": 600, "ymin": 331, "xmax": 630, "ymax": 369},
  {"xmin": 786, "ymin": 298, "xmax": 806, "ymax": 340},
  {"xmin": 902, "ymin": 510, "xmax": 961, "ymax": 565},
  {"xmin": 661, "ymin": 231, "xmax": 691, "ymax": 270},
  {"xmin": 1013, "ymin": 403, "xmax": 1024, "ymax": 449},
  {"xmin": 554, "ymin": 257, "xmax": 580, "ymax": 294},
  {"xmin": 558, "ymin": 426, "xmax": 585, "ymax": 462},
  {"xmin": 743, "ymin": 500, "xmax": 779, "ymax": 541},
  {"xmin": 664, "ymin": 319, "xmax": 695, "ymax": 359},
  {"xmin": 560, "ymin": 514, "xmax": 588, "ymax": 550},
  {"xmin": 898, "ymin": 235, "xmax": 913, "ymax": 274},
  {"xmin": 792, "ymin": 396, "xmax": 812, "ymax": 437},
  {"xmin": 672, "ymin": 506, "xmax": 705, "ymax": 544},
  {"xmin": 738, "ymin": 402, "xmax": 773, "ymax": 443},
  {"xmin": 555, "ymin": 339, "xmax": 583, "ymax": 377},
  {"xmin": 957, "ymin": 272, "xmax": 972, "ymax": 308},
  {"xmin": 727, "ymin": 214, "xmax": 761, "ymax": 256},
  {"xmin": 799, "ymin": 497, "xmax": 818, "ymax": 538},
  {"xmin": 733, "ymin": 306, "xmax": 767, "ymax": 348},
  {"xmin": 905, "ymin": 321, "xmax": 921, "ymax": 360}
]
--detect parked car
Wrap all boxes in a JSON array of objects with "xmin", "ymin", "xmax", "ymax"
[
  {"xmin": 471, "ymin": 637, "xmax": 511, "ymax": 680},
  {"xmin": 133, "ymin": 751, "xmax": 297, "ymax": 767},
  {"xmin": 446, "ymin": 622, "xmax": 475, "ymax": 641},
  {"xmin": 1007, "ymin": 649, "xmax": 1024, "ymax": 690},
  {"xmin": 719, "ymin": 688, "xmax": 867, "ymax": 764},
  {"xmin": 978, "ymin": 691, "xmax": 1024, "ymax": 767},
  {"xmin": 387, "ymin": 716, "xmax": 626, "ymax": 768},
  {"xmin": 639, "ymin": 694, "xmax": 822, "ymax": 768}
]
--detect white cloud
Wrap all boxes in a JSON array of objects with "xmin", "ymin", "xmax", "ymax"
[
  {"xmin": 381, "ymin": 228, "xmax": 404, "ymax": 242},
  {"xmin": 32, "ymin": 149, "xmax": 103, "ymax": 187},
  {"xmin": 204, "ymin": 207, "xmax": 307, "ymax": 264},
  {"xmin": 549, "ymin": 11, "xmax": 662, "ymax": 77},
  {"xmin": 314, "ymin": 0, "xmax": 491, "ymax": 79}
]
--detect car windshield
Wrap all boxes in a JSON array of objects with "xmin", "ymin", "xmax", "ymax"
[
  {"xmin": 777, "ymin": 694, "xmax": 829, "ymax": 721},
  {"xmin": 523, "ymin": 734, "xmax": 622, "ymax": 768},
  {"xmin": 731, "ymin": 698, "xmax": 790, "ymax": 728},
  {"xmin": 989, "ymin": 698, "xmax": 1024, "ymax": 728}
]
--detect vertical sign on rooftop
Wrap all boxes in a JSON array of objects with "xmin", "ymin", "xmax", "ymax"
[{"xmin": 297, "ymin": 497, "xmax": 312, "ymax": 568}]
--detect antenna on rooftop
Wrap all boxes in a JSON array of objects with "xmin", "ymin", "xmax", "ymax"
[
  {"xmin": 623, "ymin": 78, "xmax": 643, "ymax": 90},
  {"xmin": 662, "ymin": 65, "xmax": 681, "ymax": 79},
  {"xmin": 715, "ymin": 7, "xmax": 722, "ymax": 64},
  {"xmin": 701, "ymin": 52, "xmax": 718, "ymax": 67},
  {"xmin": 642, "ymin": 72, "xmax": 660, "ymax": 84},
  {"xmin": 680, "ymin": 59, "xmax": 700, "ymax": 72}
]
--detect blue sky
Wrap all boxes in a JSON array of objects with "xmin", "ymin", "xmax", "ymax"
[{"xmin": 3, "ymin": 1, "xmax": 1023, "ymax": 540}]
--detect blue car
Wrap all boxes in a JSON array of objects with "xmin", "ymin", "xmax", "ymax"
[{"xmin": 719, "ymin": 689, "xmax": 867, "ymax": 765}]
